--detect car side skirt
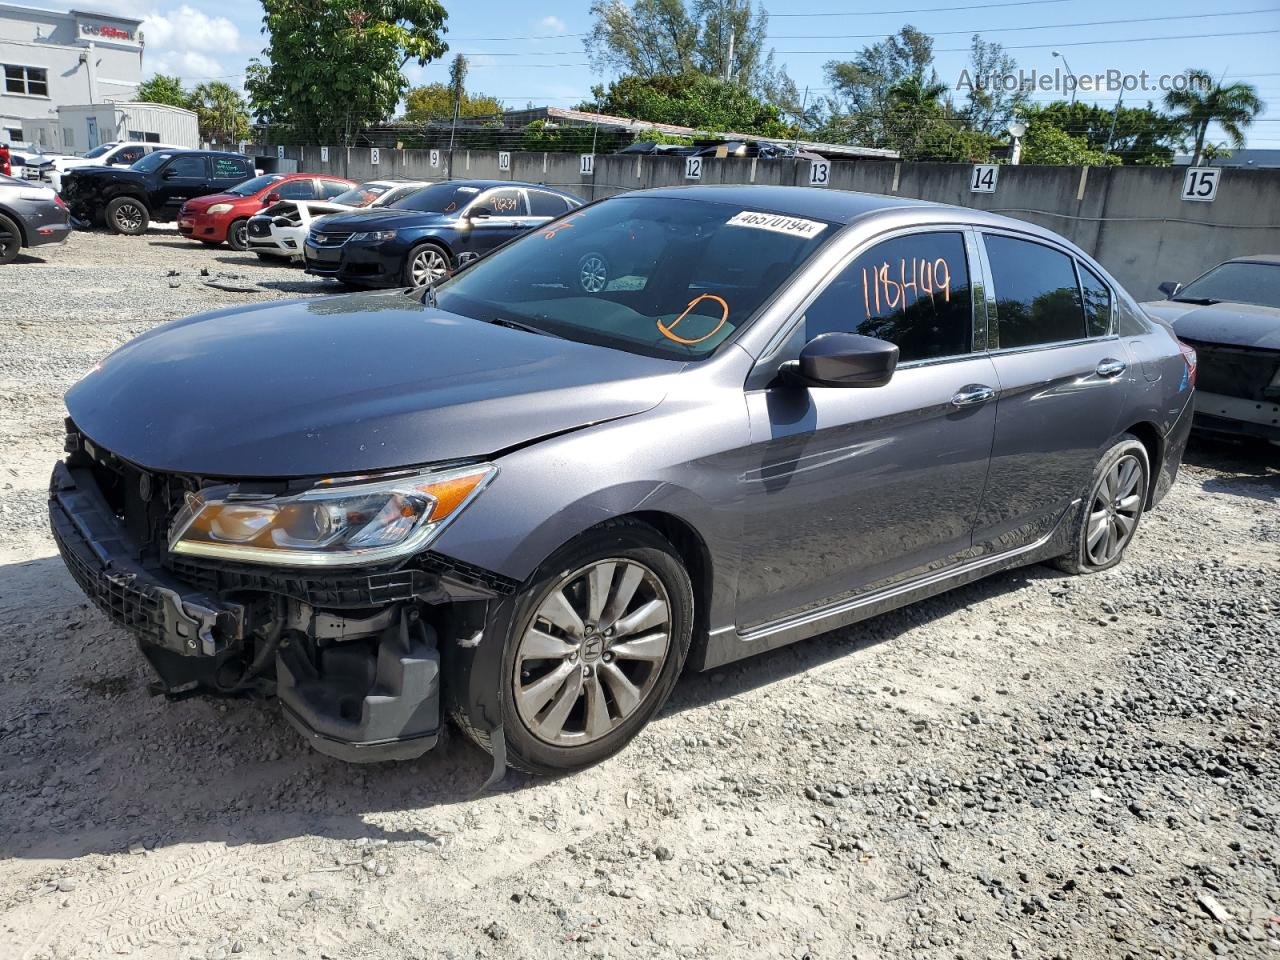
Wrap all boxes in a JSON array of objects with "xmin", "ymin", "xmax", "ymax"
[{"xmin": 699, "ymin": 500, "xmax": 1080, "ymax": 670}]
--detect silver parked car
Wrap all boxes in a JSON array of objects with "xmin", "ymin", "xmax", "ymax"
[
  {"xmin": 0, "ymin": 174, "xmax": 70, "ymax": 264},
  {"xmin": 50, "ymin": 186, "xmax": 1195, "ymax": 775}
]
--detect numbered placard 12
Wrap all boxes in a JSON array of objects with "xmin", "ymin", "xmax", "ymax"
[{"xmin": 685, "ymin": 156, "xmax": 702, "ymax": 180}]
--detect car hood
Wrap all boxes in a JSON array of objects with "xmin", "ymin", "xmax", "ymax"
[
  {"xmin": 314, "ymin": 208, "xmax": 450, "ymax": 232},
  {"xmin": 65, "ymin": 291, "xmax": 678, "ymax": 478},
  {"xmin": 1141, "ymin": 299, "xmax": 1280, "ymax": 351},
  {"xmin": 183, "ymin": 191, "xmax": 248, "ymax": 212}
]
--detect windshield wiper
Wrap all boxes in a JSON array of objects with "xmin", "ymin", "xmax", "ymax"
[
  {"xmin": 486, "ymin": 316, "xmax": 561, "ymax": 339},
  {"xmin": 1172, "ymin": 296, "xmax": 1221, "ymax": 305}
]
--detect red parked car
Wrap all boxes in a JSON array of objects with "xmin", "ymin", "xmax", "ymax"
[
  {"xmin": 0, "ymin": 145, "xmax": 11, "ymax": 178},
  {"xmin": 178, "ymin": 173, "xmax": 354, "ymax": 250}
]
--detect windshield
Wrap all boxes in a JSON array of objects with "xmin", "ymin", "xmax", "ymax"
[
  {"xmin": 82, "ymin": 144, "xmax": 114, "ymax": 159},
  {"xmin": 131, "ymin": 151, "xmax": 177, "ymax": 172},
  {"xmin": 1176, "ymin": 261, "xmax": 1280, "ymax": 310},
  {"xmin": 228, "ymin": 174, "xmax": 284, "ymax": 196},
  {"xmin": 435, "ymin": 196, "xmax": 836, "ymax": 359},
  {"xmin": 333, "ymin": 182, "xmax": 393, "ymax": 206},
  {"xmin": 391, "ymin": 181, "xmax": 481, "ymax": 213}
]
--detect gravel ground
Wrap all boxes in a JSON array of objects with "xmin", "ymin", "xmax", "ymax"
[{"xmin": 1, "ymin": 229, "xmax": 1278, "ymax": 960}]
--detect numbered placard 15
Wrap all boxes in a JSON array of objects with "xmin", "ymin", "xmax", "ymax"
[
  {"xmin": 808, "ymin": 160, "xmax": 830, "ymax": 187},
  {"xmin": 685, "ymin": 156, "xmax": 702, "ymax": 180},
  {"xmin": 1181, "ymin": 167, "xmax": 1220, "ymax": 203},
  {"xmin": 970, "ymin": 164, "xmax": 998, "ymax": 194},
  {"xmin": 580, "ymin": 154, "xmax": 595, "ymax": 176},
  {"xmin": 498, "ymin": 151, "xmax": 511, "ymax": 172}
]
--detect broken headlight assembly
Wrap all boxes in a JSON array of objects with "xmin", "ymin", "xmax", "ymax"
[{"xmin": 167, "ymin": 464, "xmax": 495, "ymax": 566}]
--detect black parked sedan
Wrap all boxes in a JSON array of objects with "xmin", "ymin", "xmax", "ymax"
[{"xmin": 304, "ymin": 179, "xmax": 583, "ymax": 287}]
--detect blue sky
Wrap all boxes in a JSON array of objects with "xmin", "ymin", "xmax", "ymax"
[{"xmin": 26, "ymin": 0, "xmax": 1280, "ymax": 147}]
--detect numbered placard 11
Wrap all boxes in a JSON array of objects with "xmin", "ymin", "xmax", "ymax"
[
  {"xmin": 970, "ymin": 164, "xmax": 998, "ymax": 194},
  {"xmin": 1181, "ymin": 167, "xmax": 1220, "ymax": 202},
  {"xmin": 685, "ymin": 156, "xmax": 703, "ymax": 180},
  {"xmin": 808, "ymin": 160, "xmax": 830, "ymax": 187},
  {"xmin": 580, "ymin": 154, "xmax": 595, "ymax": 176}
]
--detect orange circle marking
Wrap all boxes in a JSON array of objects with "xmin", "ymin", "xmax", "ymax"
[{"xmin": 657, "ymin": 294, "xmax": 730, "ymax": 346}]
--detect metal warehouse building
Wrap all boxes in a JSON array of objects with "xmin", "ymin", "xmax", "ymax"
[
  {"xmin": 24, "ymin": 100, "xmax": 199, "ymax": 151},
  {"xmin": 0, "ymin": 2, "xmax": 143, "ymax": 145}
]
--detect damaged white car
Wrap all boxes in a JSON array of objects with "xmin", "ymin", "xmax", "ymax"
[{"xmin": 246, "ymin": 179, "xmax": 430, "ymax": 260}]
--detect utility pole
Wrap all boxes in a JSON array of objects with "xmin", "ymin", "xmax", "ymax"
[
  {"xmin": 792, "ymin": 86, "xmax": 809, "ymax": 153},
  {"xmin": 1104, "ymin": 90, "xmax": 1123, "ymax": 155},
  {"xmin": 724, "ymin": 29, "xmax": 735, "ymax": 82}
]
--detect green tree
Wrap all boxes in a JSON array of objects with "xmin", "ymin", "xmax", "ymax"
[
  {"xmin": 958, "ymin": 35, "xmax": 1028, "ymax": 135},
  {"xmin": 822, "ymin": 25, "xmax": 940, "ymax": 147},
  {"xmin": 588, "ymin": 72, "xmax": 793, "ymax": 136},
  {"xmin": 1020, "ymin": 123, "xmax": 1121, "ymax": 166},
  {"xmin": 246, "ymin": 0, "xmax": 449, "ymax": 145},
  {"xmin": 584, "ymin": 0, "xmax": 793, "ymax": 104},
  {"xmin": 1022, "ymin": 101, "xmax": 1181, "ymax": 165},
  {"xmin": 188, "ymin": 81, "xmax": 251, "ymax": 144},
  {"xmin": 136, "ymin": 74, "xmax": 190, "ymax": 108},
  {"xmin": 404, "ymin": 83, "xmax": 503, "ymax": 121},
  {"xmin": 1163, "ymin": 69, "xmax": 1265, "ymax": 166}
]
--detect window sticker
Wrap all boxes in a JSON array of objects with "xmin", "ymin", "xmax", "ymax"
[
  {"xmin": 861, "ymin": 256, "xmax": 951, "ymax": 319},
  {"xmin": 726, "ymin": 210, "xmax": 827, "ymax": 239}
]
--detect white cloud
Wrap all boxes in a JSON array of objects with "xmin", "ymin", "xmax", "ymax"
[
  {"xmin": 537, "ymin": 15, "xmax": 567, "ymax": 36},
  {"xmin": 141, "ymin": 5, "xmax": 242, "ymax": 56},
  {"xmin": 147, "ymin": 49, "xmax": 225, "ymax": 80}
]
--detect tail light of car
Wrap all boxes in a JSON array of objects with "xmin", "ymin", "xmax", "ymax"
[
  {"xmin": 1177, "ymin": 340, "xmax": 1197, "ymax": 388},
  {"xmin": 54, "ymin": 194, "xmax": 68, "ymax": 210}
]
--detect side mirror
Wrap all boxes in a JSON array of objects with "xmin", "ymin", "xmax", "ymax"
[
  {"xmin": 455, "ymin": 251, "xmax": 481, "ymax": 269},
  {"xmin": 468, "ymin": 206, "xmax": 492, "ymax": 220},
  {"xmin": 264, "ymin": 192, "xmax": 281, "ymax": 204},
  {"xmin": 1157, "ymin": 280, "xmax": 1182, "ymax": 299},
  {"xmin": 786, "ymin": 333, "xmax": 899, "ymax": 388}
]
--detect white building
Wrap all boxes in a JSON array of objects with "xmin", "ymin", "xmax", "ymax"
[
  {"xmin": 1, "ymin": 2, "xmax": 144, "ymax": 145},
  {"xmin": 25, "ymin": 100, "xmax": 199, "ymax": 151}
]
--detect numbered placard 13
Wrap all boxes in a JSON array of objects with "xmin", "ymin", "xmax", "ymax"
[{"xmin": 808, "ymin": 160, "xmax": 830, "ymax": 187}]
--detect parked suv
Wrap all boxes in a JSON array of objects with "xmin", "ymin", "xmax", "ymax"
[
  {"xmin": 50, "ymin": 186, "xmax": 1194, "ymax": 774},
  {"xmin": 178, "ymin": 173, "xmax": 354, "ymax": 250},
  {"xmin": 0, "ymin": 173, "xmax": 71, "ymax": 263},
  {"xmin": 61, "ymin": 150, "xmax": 255, "ymax": 235}
]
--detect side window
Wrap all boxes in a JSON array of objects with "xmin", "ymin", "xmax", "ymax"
[
  {"xmin": 277, "ymin": 179, "xmax": 316, "ymax": 200},
  {"xmin": 320, "ymin": 179, "xmax": 349, "ymax": 199},
  {"xmin": 163, "ymin": 155, "xmax": 207, "ymax": 179},
  {"xmin": 114, "ymin": 147, "xmax": 144, "ymax": 165},
  {"xmin": 528, "ymin": 190, "xmax": 569, "ymax": 217},
  {"xmin": 1079, "ymin": 263, "xmax": 1113, "ymax": 337},
  {"xmin": 803, "ymin": 231, "xmax": 973, "ymax": 363},
  {"xmin": 985, "ymin": 235, "xmax": 1085, "ymax": 349},
  {"xmin": 481, "ymin": 188, "xmax": 526, "ymax": 217},
  {"xmin": 1116, "ymin": 297, "xmax": 1152, "ymax": 336},
  {"xmin": 212, "ymin": 157, "xmax": 251, "ymax": 180}
]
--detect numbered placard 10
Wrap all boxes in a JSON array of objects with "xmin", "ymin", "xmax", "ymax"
[
  {"xmin": 580, "ymin": 154, "xmax": 595, "ymax": 176},
  {"xmin": 685, "ymin": 156, "xmax": 703, "ymax": 180},
  {"xmin": 970, "ymin": 164, "xmax": 998, "ymax": 194},
  {"xmin": 498, "ymin": 151, "xmax": 511, "ymax": 172},
  {"xmin": 1181, "ymin": 167, "xmax": 1220, "ymax": 203}
]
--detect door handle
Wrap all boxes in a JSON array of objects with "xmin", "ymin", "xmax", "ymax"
[
  {"xmin": 1095, "ymin": 358, "xmax": 1128, "ymax": 378},
  {"xmin": 951, "ymin": 384, "xmax": 997, "ymax": 408}
]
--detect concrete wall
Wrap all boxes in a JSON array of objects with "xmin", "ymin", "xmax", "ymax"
[{"xmin": 256, "ymin": 144, "xmax": 1280, "ymax": 300}]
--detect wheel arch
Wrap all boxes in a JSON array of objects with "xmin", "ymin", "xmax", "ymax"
[
  {"xmin": 1118, "ymin": 420, "xmax": 1163, "ymax": 507},
  {"xmin": 0, "ymin": 205, "xmax": 29, "ymax": 246}
]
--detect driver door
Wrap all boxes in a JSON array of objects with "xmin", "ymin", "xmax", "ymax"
[{"xmin": 735, "ymin": 228, "xmax": 999, "ymax": 629}]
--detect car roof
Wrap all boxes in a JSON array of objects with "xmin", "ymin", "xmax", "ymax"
[
  {"xmin": 1224, "ymin": 254, "xmax": 1280, "ymax": 266},
  {"xmin": 445, "ymin": 178, "xmax": 578, "ymax": 196},
  {"xmin": 628, "ymin": 184, "xmax": 1071, "ymax": 238}
]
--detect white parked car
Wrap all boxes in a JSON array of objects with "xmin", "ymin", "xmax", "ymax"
[
  {"xmin": 48, "ymin": 141, "xmax": 182, "ymax": 192},
  {"xmin": 245, "ymin": 179, "xmax": 430, "ymax": 260}
]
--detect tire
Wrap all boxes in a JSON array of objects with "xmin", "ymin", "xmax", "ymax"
[
  {"xmin": 1050, "ymin": 433, "xmax": 1150, "ymax": 575},
  {"xmin": 577, "ymin": 252, "xmax": 610, "ymax": 294},
  {"xmin": 401, "ymin": 242, "xmax": 450, "ymax": 287},
  {"xmin": 105, "ymin": 197, "xmax": 149, "ymax": 236},
  {"xmin": 460, "ymin": 520, "xmax": 694, "ymax": 775},
  {"xmin": 226, "ymin": 218, "xmax": 250, "ymax": 251},
  {"xmin": 0, "ymin": 213, "xmax": 20, "ymax": 264}
]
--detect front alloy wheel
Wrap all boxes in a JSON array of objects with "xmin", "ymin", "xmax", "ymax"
[
  {"xmin": 514, "ymin": 559, "xmax": 671, "ymax": 746},
  {"xmin": 407, "ymin": 245, "xmax": 449, "ymax": 286},
  {"xmin": 108, "ymin": 198, "xmax": 147, "ymax": 235}
]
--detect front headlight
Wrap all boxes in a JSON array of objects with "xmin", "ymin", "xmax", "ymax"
[
  {"xmin": 351, "ymin": 230, "xmax": 399, "ymax": 242},
  {"xmin": 206, "ymin": 203, "xmax": 235, "ymax": 215},
  {"xmin": 168, "ymin": 464, "xmax": 495, "ymax": 566}
]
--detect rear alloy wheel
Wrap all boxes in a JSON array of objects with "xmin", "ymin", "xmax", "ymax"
[
  {"xmin": 227, "ymin": 218, "xmax": 250, "ymax": 251},
  {"xmin": 0, "ymin": 213, "xmax": 20, "ymax": 264},
  {"xmin": 1051, "ymin": 434, "xmax": 1149, "ymax": 575},
  {"xmin": 105, "ymin": 197, "xmax": 149, "ymax": 236},
  {"xmin": 404, "ymin": 244, "xmax": 450, "ymax": 287},
  {"xmin": 577, "ymin": 252, "xmax": 609, "ymax": 294}
]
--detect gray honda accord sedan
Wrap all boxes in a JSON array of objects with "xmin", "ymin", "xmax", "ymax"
[{"xmin": 50, "ymin": 185, "xmax": 1195, "ymax": 775}]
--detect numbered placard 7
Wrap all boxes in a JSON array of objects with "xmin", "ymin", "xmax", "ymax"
[
  {"xmin": 808, "ymin": 160, "xmax": 830, "ymax": 187},
  {"xmin": 1181, "ymin": 167, "xmax": 1220, "ymax": 202},
  {"xmin": 971, "ymin": 164, "xmax": 998, "ymax": 194}
]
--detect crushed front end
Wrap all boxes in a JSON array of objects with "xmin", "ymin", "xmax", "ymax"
[{"xmin": 49, "ymin": 422, "xmax": 515, "ymax": 762}]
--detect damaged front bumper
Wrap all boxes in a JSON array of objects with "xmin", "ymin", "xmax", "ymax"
[{"xmin": 49, "ymin": 458, "xmax": 513, "ymax": 763}]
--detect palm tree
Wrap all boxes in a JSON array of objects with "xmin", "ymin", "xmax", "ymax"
[
  {"xmin": 886, "ymin": 75, "xmax": 951, "ymax": 158},
  {"xmin": 1164, "ymin": 70, "xmax": 1265, "ymax": 166}
]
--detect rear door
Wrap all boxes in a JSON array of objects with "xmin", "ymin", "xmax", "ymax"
[
  {"xmin": 971, "ymin": 231, "xmax": 1132, "ymax": 554},
  {"xmin": 152, "ymin": 153, "xmax": 209, "ymax": 217},
  {"xmin": 735, "ymin": 227, "xmax": 1000, "ymax": 628}
]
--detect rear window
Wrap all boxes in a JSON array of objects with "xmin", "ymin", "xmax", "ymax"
[
  {"xmin": 392, "ymin": 182, "xmax": 482, "ymax": 213},
  {"xmin": 985, "ymin": 235, "xmax": 1085, "ymax": 349}
]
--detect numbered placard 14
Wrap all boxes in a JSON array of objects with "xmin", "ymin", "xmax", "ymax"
[{"xmin": 970, "ymin": 164, "xmax": 998, "ymax": 194}]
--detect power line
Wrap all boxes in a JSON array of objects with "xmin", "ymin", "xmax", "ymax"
[{"xmin": 772, "ymin": 0, "xmax": 1077, "ymax": 17}]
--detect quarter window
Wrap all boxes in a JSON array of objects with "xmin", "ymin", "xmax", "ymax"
[
  {"xmin": 319, "ymin": 179, "xmax": 349, "ymax": 199},
  {"xmin": 803, "ymin": 231, "xmax": 974, "ymax": 363},
  {"xmin": 985, "ymin": 235, "xmax": 1085, "ymax": 349},
  {"xmin": 528, "ymin": 190, "xmax": 571, "ymax": 217},
  {"xmin": 4, "ymin": 65, "xmax": 48, "ymax": 97},
  {"xmin": 1079, "ymin": 264, "xmax": 1113, "ymax": 337}
]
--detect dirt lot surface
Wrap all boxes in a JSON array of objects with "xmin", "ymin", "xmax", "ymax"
[{"xmin": 1, "ymin": 229, "xmax": 1278, "ymax": 960}]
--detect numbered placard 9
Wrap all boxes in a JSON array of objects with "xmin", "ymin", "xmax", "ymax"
[
  {"xmin": 430, "ymin": 149, "xmax": 440, "ymax": 168},
  {"xmin": 685, "ymin": 156, "xmax": 703, "ymax": 180},
  {"xmin": 276, "ymin": 145, "xmax": 285, "ymax": 160},
  {"xmin": 320, "ymin": 146, "xmax": 329, "ymax": 163},
  {"xmin": 370, "ymin": 147, "xmax": 380, "ymax": 166},
  {"xmin": 808, "ymin": 160, "xmax": 830, "ymax": 187},
  {"xmin": 1181, "ymin": 167, "xmax": 1220, "ymax": 202},
  {"xmin": 580, "ymin": 154, "xmax": 595, "ymax": 177},
  {"xmin": 970, "ymin": 164, "xmax": 998, "ymax": 194},
  {"xmin": 498, "ymin": 151, "xmax": 511, "ymax": 172}
]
